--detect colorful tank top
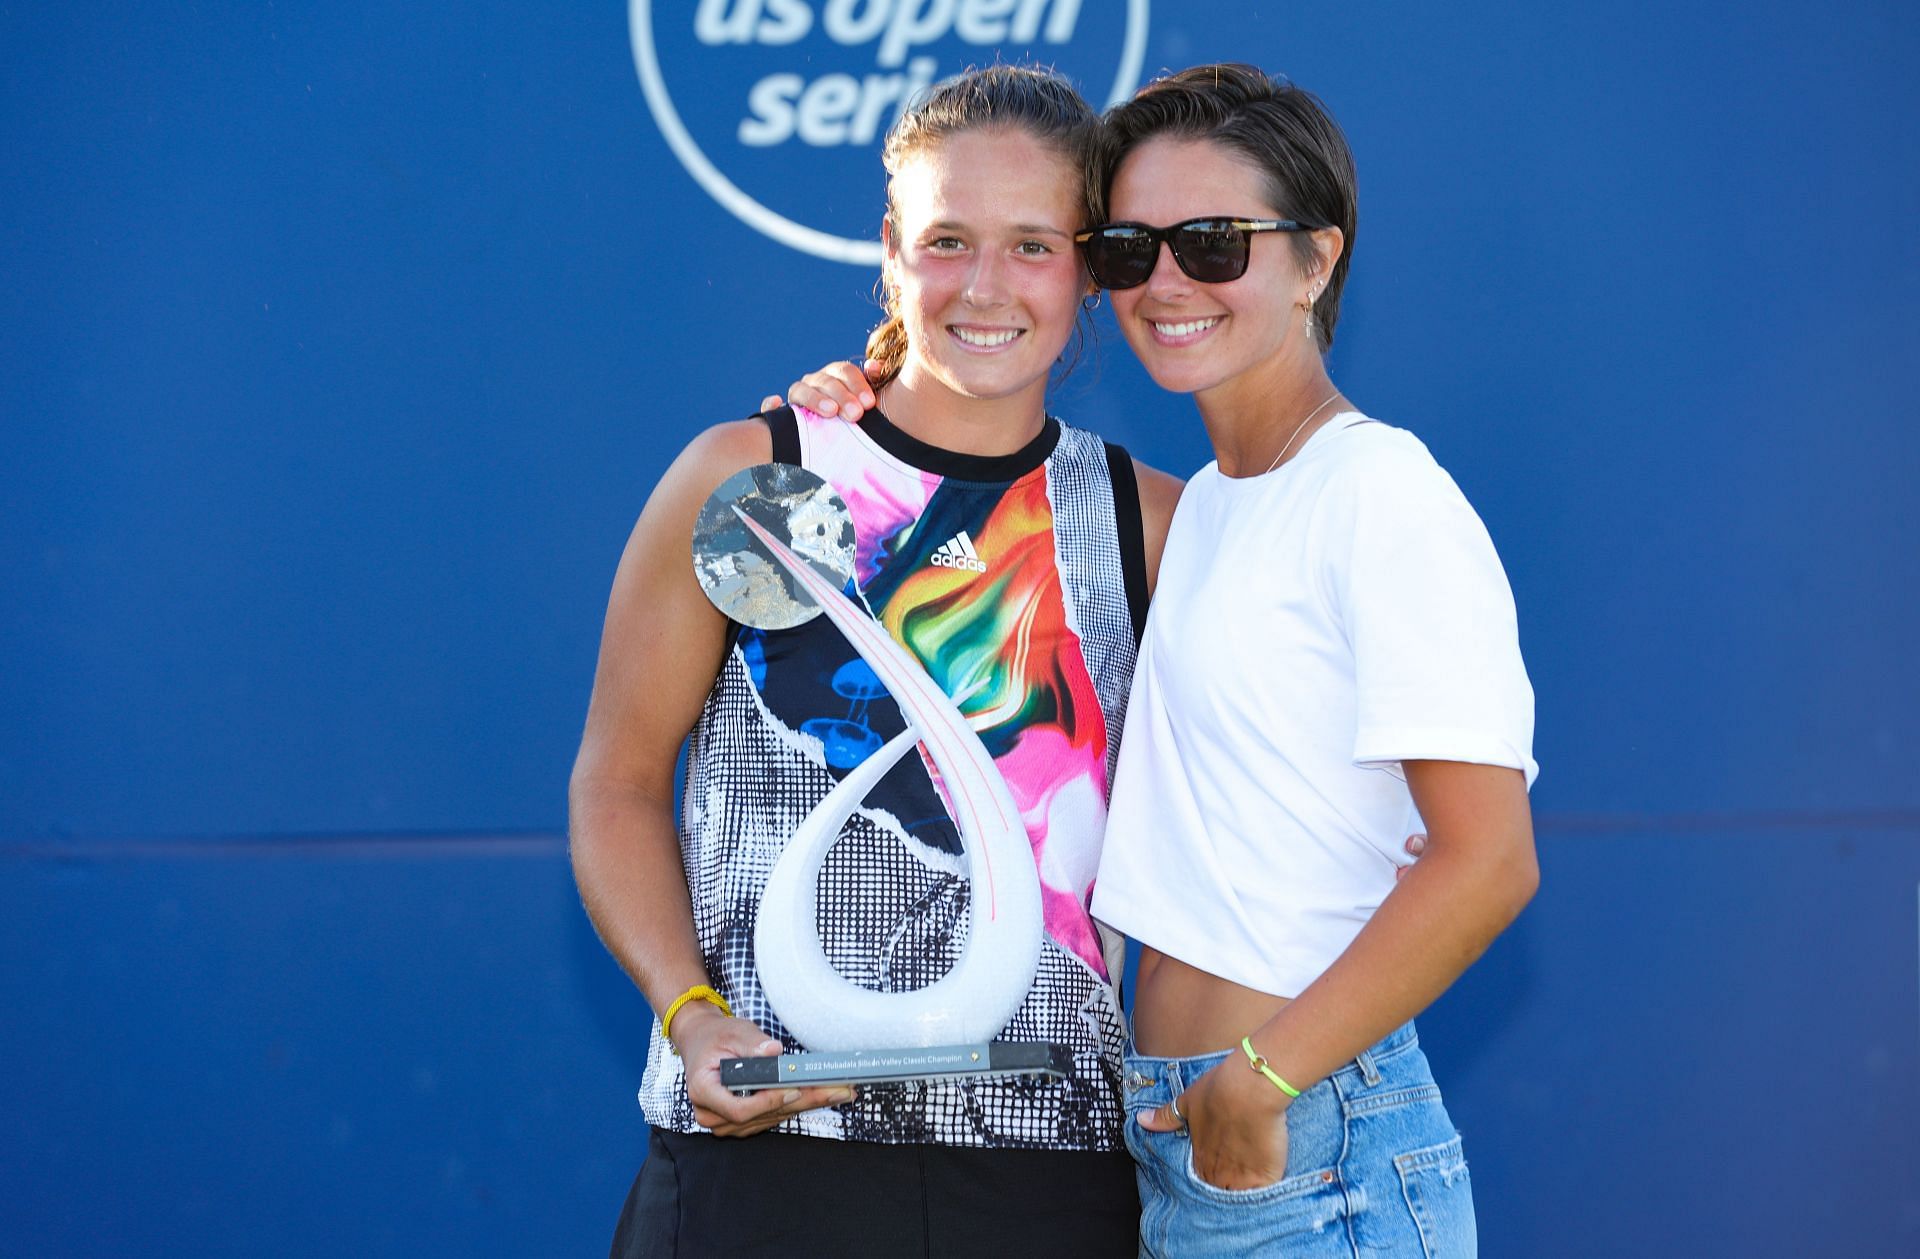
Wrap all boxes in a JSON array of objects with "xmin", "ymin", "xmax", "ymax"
[{"xmin": 638, "ymin": 405, "xmax": 1147, "ymax": 1151}]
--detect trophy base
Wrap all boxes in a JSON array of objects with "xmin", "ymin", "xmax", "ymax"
[{"xmin": 721, "ymin": 1041, "xmax": 1071, "ymax": 1093}]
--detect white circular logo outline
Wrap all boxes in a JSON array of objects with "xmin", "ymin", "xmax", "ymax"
[{"xmin": 629, "ymin": 0, "xmax": 1151, "ymax": 267}]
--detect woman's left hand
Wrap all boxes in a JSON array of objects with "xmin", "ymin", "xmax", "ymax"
[
  {"xmin": 1136, "ymin": 1059, "xmax": 1293, "ymax": 1191},
  {"xmin": 758, "ymin": 359, "xmax": 880, "ymax": 421}
]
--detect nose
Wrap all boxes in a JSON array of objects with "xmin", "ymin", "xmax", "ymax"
[
  {"xmin": 1143, "ymin": 240, "xmax": 1191, "ymax": 298},
  {"xmin": 963, "ymin": 250, "xmax": 1009, "ymax": 308}
]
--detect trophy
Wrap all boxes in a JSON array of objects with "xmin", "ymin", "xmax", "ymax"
[{"xmin": 690, "ymin": 463, "xmax": 1069, "ymax": 1091}]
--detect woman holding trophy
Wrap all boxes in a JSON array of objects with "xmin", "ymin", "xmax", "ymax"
[{"xmin": 570, "ymin": 66, "xmax": 1182, "ymax": 1256}]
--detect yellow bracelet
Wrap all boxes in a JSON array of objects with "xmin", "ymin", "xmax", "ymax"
[
  {"xmin": 662, "ymin": 984, "xmax": 732, "ymax": 1054},
  {"xmin": 1241, "ymin": 1036, "xmax": 1302, "ymax": 1099}
]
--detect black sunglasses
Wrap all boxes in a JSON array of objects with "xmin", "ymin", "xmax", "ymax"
[{"xmin": 1074, "ymin": 217, "xmax": 1317, "ymax": 290}]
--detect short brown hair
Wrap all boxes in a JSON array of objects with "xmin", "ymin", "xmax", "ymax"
[{"xmin": 1098, "ymin": 64, "xmax": 1359, "ymax": 350}]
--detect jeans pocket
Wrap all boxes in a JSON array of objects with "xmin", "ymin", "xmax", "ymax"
[
  {"xmin": 1125, "ymin": 1111, "xmax": 1189, "ymax": 1182},
  {"xmin": 1179, "ymin": 1140, "xmax": 1339, "ymax": 1206},
  {"xmin": 1394, "ymin": 1135, "xmax": 1476, "ymax": 1258},
  {"xmin": 1174, "ymin": 1143, "xmax": 1350, "ymax": 1252}
]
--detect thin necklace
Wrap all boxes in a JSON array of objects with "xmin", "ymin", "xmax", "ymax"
[{"xmin": 1262, "ymin": 389, "xmax": 1343, "ymax": 475}]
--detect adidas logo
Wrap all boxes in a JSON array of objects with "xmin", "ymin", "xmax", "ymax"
[{"xmin": 929, "ymin": 530, "xmax": 988, "ymax": 573}]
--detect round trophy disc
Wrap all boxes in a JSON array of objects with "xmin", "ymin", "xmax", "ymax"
[{"xmin": 692, "ymin": 463, "xmax": 856, "ymax": 631}]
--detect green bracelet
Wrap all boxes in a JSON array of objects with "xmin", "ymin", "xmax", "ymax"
[{"xmin": 1241, "ymin": 1036, "xmax": 1302, "ymax": 1099}]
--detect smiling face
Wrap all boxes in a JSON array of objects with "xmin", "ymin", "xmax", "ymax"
[
  {"xmin": 883, "ymin": 127, "xmax": 1090, "ymax": 412},
  {"xmin": 1106, "ymin": 136, "xmax": 1332, "ymax": 402}
]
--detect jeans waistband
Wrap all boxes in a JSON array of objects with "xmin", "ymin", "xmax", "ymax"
[{"xmin": 1122, "ymin": 1021, "xmax": 1419, "ymax": 1097}]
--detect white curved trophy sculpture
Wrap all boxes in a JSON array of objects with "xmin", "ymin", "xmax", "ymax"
[{"xmin": 731, "ymin": 505, "xmax": 1044, "ymax": 1052}]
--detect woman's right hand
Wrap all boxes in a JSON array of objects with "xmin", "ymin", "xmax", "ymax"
[
  {"xmin": 670, "ymin": 1001, "xmax": 854, "ymax": 1137},
  {"xmin": 1396, "ymin": 833, "xmax": 1427, "ymax": 881},
  {"xmin": 758, "ymin": 358, "xmax": 881, "ymax": 422}
]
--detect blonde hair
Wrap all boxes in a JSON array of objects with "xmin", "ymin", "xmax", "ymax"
[{"xmin": 866, "ymin": 65, "xmax": 1101, "ymax": 389}]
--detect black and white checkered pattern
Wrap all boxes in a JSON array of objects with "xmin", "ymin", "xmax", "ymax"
[
  {"xmin": 1047, "ymin": 424, "xmax": 1141, "ymax": 789},
  {"xmin": 638, "ymin": 422, "xmax": 1136, "ymax": 1150}
]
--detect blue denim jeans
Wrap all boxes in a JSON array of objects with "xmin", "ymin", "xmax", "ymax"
[{"xmin": 1122, "ymin": 1022, "xmax": 1475, "ymax": 1258}]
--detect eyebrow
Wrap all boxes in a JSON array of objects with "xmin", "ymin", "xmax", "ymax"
[{"xmin": 926, "ymin": 220, "xmax": 1074, "ymax": 238}]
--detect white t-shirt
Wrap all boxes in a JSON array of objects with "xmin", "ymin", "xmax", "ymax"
[{"xmin": 1091, "ymin": 414, "xmax": 1536, "ymax": 999}]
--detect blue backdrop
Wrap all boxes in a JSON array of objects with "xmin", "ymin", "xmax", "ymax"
[{"xmin": 4, "ymin": 2, "xmax": 1916, "ymax": 1254}]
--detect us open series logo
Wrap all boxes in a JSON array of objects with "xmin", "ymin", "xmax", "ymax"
[{"xmin": 630, "ymin": 1, "xmax": 1152, "ymax": 265}]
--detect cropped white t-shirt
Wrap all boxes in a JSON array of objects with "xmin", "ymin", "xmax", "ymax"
[{"xmin": 1091, "ymin": 414, "xmax": 1536, "ymax": 999}]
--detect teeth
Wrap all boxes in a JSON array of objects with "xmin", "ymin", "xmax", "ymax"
[
  {"xmin": 953, "ymin": 327, "xmax": 1021, "ymax": 347},
  {"xmin": 1151, "ymin": 317, "xmax": 1221, "ymax": 338}
]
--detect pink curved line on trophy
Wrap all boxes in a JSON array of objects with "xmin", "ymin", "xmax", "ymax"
[{"xmin": 731, "ymin": 506, "xmax": 1008, "ymax": 919}]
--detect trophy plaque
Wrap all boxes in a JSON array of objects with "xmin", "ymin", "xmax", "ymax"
[{"xmin": 690, "ymin": 463, "xmax": 1067, "ymax": 1092}]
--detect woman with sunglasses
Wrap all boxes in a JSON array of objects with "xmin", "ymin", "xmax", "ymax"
[
  {"xmin": 571, "ymin": 66, "xmax": 1185, "ymax": 1257},
  {"xmin": 791, "ymin": 65, "xmax": 1537, "ymax": 1256},
  {"xmin": 1089, "ymin": 65, "xmax": 1538, "ymax": 1257}
]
